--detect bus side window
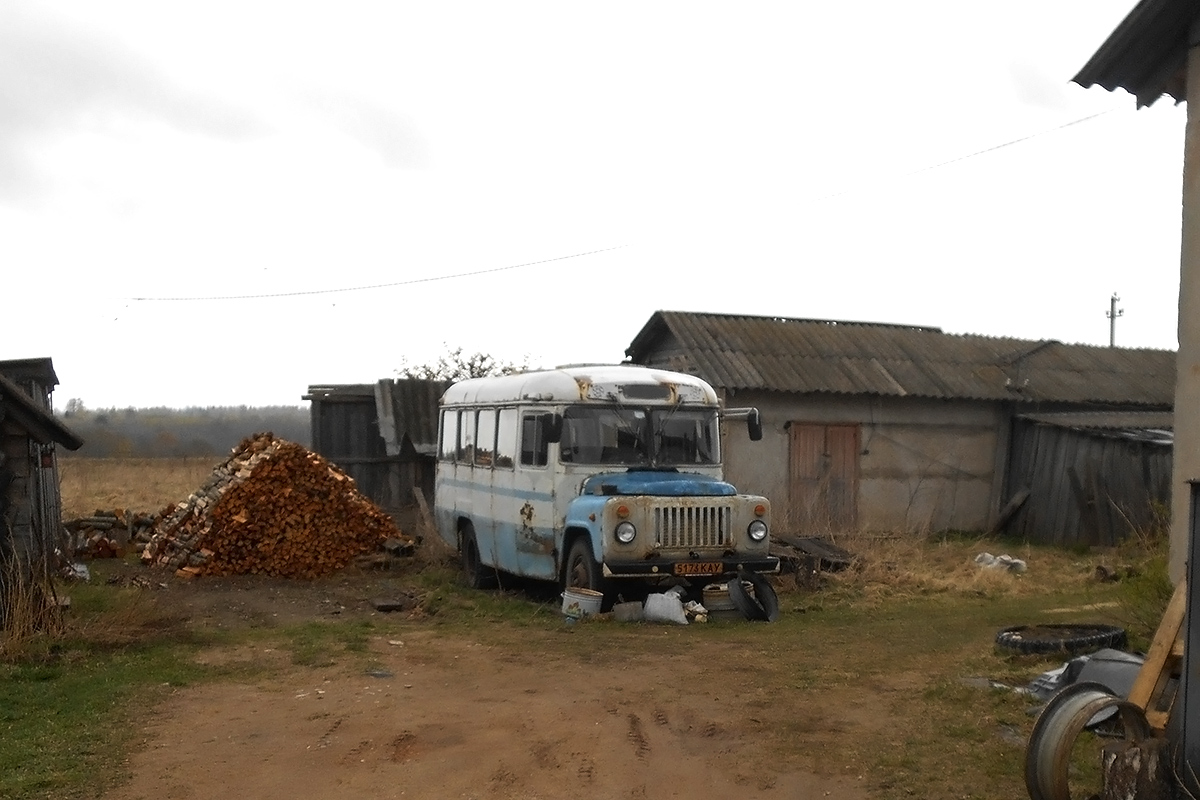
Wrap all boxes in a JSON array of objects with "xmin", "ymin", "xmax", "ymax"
[
  {"xmin": 439, "ymin": 409, "xmax": 459, "ymax": 461},
  {"xmin": 520, "ymin": 413, "xmax": 549, "ymax": 467},
  {"xmin": 457, "ymin": 409, "xmax": 476, "ymax": 464},
  {"xmin": 475, "ymin": 409, "xmax": 497, "ymax": 468},
  {"xmin": 495, "ymin": 408, "xmax": 517, "ymax": 469}
]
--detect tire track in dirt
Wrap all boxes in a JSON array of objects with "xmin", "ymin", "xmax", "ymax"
[
  {"xmin": 626, "ymin": 713, "xmax": 651, "ymax": 761},
  {"xmin": 317, "ymin": 716, "xmax": 344, "ymax": 749},
  {"xmin": 340, "ymin": 739, "xmax": 374, "ymax": 765}
]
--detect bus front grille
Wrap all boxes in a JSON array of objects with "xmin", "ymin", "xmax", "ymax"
[{"xmin": 653, "ymin": 505, "xmax": 732, "ymax": 549}]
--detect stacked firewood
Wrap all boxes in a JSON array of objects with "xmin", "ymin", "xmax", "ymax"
[
  {"xmin": 65, "ymin": 510, "xmax": 157, "ymax": 558},
  {"xmin": 143, "ymin": 432, "xmax": 407, "ymax": 579}
]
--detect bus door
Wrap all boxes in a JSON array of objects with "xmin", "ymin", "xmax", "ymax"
[
  {"xmin": 467, "ymin": 408, "xmax": 506, "ymax": 571},
  {"xmin": 510, "ymin": 409, "xmax": 558, "ymax": 580}
]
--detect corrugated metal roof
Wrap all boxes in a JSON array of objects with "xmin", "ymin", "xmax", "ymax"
[
  {"xmin": 1018, "ymin": 410, "xmax": 1174, "ymax": 445},
  {"xmin": 1019, "ymin": 410, "xmax": 1174, "ymax": 430},
  {"xmin": 378, "ymin": 378, "xmax": 448, "ymax": 455},
  {"xmin": 1072, "ymin": 0, "xmax": 1194, "ymax": 107},
  {"xmin": 625, "ymin": 311, "xmax": 1175, "ymax": 406}
]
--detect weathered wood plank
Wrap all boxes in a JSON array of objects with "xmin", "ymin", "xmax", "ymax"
[{"xmin": 1127, "ymin": 580, "xmax": 1187, "ymax": 713}]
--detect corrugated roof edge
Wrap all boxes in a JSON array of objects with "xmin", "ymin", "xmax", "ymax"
[
  {"xmin": 1072, "ymin": 0, "xmax": 1192, "ymax": 107},
  {"xmin": 1019, "ymin": 410, "xmax": 1175, "ymax": 430},
  {"xmin": 625, "ymin": 310, "xmax": 945, "ymax": 361},
  {"xmin": 0, "ymin": 373, "xmax": 83, "ymax": 450}
]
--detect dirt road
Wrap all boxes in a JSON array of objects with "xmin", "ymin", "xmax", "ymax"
[{"xmin": 101, "ymin": 574, "xmax": 873, "ymax": 800}]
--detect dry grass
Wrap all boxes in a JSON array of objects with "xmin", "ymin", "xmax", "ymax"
[
  {"xmin": 411, "ymin": 528, "xmax": 459, "ymax": 571},
  {"xmin": 0, "ymin": 562, "xmax": 64, "ymax": 662},
  {"xmin": 816, "ymin": 532, "xmax": 1112, "ymax": 606},
  {"xmin": 58, "ymin": 457, "xmax": 218, "ymax": 518}
]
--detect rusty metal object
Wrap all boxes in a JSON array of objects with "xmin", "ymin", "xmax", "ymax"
[{"xmin": 1025, "ymin": 681, "xmax": 1152, "ymax": 800}]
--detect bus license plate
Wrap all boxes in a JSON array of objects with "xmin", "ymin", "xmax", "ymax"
[{"xmin": 673, "ymin": 562, "xmax": 721, "ymax": 577}]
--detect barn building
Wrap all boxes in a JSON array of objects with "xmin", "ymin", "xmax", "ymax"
[{"xmin": 625, "ymin": 311, "xmax": 1174, "ymax": 543}]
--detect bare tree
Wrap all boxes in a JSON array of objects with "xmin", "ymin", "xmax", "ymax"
[{"xmin": 397, "ymin": 346, "xmax": 530, "ymax": 382}]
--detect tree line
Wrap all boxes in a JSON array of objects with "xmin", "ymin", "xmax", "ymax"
[
  {"xmin": 56, "ymin": 403, "xmax": 311, "ymax": 458},
  {"xmin": 54, "ymin": 347, "xmax": 523, "ymax": 458}
]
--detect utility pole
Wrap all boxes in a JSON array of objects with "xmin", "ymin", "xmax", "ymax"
[{"xmin": 1107, "ymin": 292, "xmax": 1124, "ymax": 347}]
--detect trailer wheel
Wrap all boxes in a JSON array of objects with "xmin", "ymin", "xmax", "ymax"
[{"xmin": 460, "ymin": 525, "xmax": 497, "ymax": 590}]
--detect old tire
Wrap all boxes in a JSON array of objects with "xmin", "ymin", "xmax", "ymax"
[
  {"xmin": 460, "ymin": 526, "xmax": 497, "ymax": 590},
  {"xmin": 995, "ymin": 623, "xmax": 1126, "ymax": 656},
  {"xmin": 728, "ymin": 571, "xmax": 780, "ymax": 622},
  {"xmin": 564, "ymin": 538, "xmax": 609, "ymax": 605}
]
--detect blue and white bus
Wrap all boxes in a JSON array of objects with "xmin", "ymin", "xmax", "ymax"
[{"xmin": 433, "ymin": 365, "xmax": 777, "ymax": 603}]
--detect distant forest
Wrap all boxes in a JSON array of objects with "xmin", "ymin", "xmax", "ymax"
[{"xmin": 56, "ymin": 403, "xmax": 311, "ymax": 458}]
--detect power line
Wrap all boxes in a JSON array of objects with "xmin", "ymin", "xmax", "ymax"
[
  {"xmin": 818, "ymin": 108, "xmax": 1118, "ymax": 201},
  {"xmin": 904, "ymin": 109, "xmax": 1116, "ymax": 177},
  {"xmin": 129, "ymin": 245, "xmax": 625, "ymax": 302}
]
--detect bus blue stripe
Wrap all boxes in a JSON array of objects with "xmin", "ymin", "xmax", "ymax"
[{"xmin": 437, "ymin": 477, "xmax": 554, "ymax": 503}]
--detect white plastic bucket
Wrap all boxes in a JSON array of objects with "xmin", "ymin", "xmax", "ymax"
[
  {"xmin": 703, "ymin": 583, "xmax": 741, "ymax": 620},
  {"xmin": 561, "ymin": 587, "xmax": 604, "ymax": 619}
]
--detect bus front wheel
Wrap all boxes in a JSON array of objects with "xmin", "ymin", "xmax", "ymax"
[{"xmin": 564, "ymin": 538, "xmax": 608, "ymax": 602}]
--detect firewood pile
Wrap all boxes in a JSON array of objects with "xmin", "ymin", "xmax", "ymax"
[
  {"xmin": 65, "ymin": 510, "xmax": 157, "ymax": 558},
  {"xmin": 143, "ymin": 432, "xmax": 409, "ymax": 579}
]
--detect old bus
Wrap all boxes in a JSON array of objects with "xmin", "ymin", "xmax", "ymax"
[{"xmin": 433, "ymin": 365, "xmax": 777, "ymax": 603}]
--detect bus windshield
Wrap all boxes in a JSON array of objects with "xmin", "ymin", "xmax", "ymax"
[{"xmin": 558, "ymin": 406, "xmax": 719, "ymax": 467}]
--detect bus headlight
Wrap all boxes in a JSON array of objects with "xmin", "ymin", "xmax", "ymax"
[
  {"xmin": 747, "ymin": 520, "xmax": 768, "ymax": 541},
  {"xmin": 615, "ymin": 522, "xmax": 637, "ymax": 543}
]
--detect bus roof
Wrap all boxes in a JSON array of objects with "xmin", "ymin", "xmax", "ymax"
[{"xmin": 439, "ymin": 365, "xmax": 720, "ymax": 407}]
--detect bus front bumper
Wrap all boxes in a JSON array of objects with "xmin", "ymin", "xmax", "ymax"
[{"xmin": 602, "ymin": 555, "xmax": 779, "ymax": 580}]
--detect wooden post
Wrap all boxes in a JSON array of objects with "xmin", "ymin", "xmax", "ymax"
[
  {"xmin": 1171, "ymin": 19, "xmax": 1200, "ymax": 585},
  {"xmin": 1100, "ymin": 739, "xmax": 1172, "ymax": 800}
]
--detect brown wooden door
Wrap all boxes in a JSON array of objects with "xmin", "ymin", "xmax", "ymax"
[{"xmin": 788, "ymin": 423, "xmax": 859, "ymax": 532}]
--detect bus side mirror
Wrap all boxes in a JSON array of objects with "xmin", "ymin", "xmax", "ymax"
[
  {"xmin": 542, "ymin": 413, "xmax": 563, "ymax": 443},
  {"xmin": 747, "ymin": 409, "xmax": 763, "ymax": 441}
]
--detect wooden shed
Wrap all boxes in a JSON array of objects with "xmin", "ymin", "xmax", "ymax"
[
  {"xmin": 305, "ymin": 379, "xmax": 447, "ymax": 512},
  {"xmin": 0, "ymin": 358, "xmax": 82, "ymax": 611},
  {"xmin": 1002, "ymin": 411, "xmax": 1172, "ymax": 547}
]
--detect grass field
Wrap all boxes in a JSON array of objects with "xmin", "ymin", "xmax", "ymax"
[
  {"xmin": 0, "ymin": 458, "xmax": 1177, "ymax": 800},
  {"xmin": 57, "ymin": 457, "xmax": 218, "ymax": 518}
]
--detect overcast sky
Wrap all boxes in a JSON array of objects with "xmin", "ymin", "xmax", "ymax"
[{"xmin": 1, "ymin": 1, "xmax": 1188, "ymax": 408}]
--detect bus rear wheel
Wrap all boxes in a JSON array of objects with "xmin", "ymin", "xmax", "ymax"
[{"xmin": 460, "ymin": 526, "xmax": 497, "ymax": 590}]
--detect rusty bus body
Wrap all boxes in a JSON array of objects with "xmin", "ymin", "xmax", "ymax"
[{"xmin": 433, "ymin": 365, "xmax": 776, "ymax": 603}]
